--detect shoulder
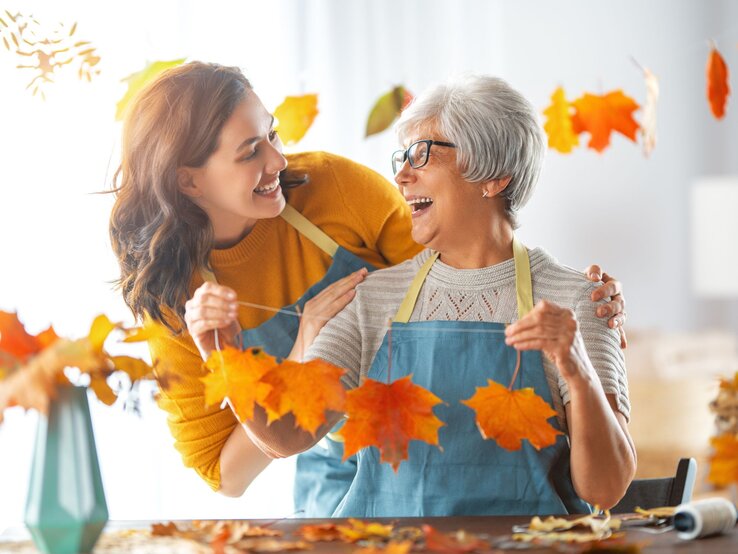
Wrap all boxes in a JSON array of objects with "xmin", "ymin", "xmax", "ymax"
[{"xmin": 529, "ymin": 248, "xmax": 598, "ymax": 309}]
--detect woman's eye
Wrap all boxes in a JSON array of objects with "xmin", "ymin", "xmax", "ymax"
[
  {"xmin": 268, "ymin": 129, "xmax": 278, "ymax": 142},
  {"xmin": 240, "ymin": 150, "xmax": 258, "ymax": 162}
]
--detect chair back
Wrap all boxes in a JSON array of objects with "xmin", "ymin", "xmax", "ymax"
[{"xmin": 611, "ymin": 458, "xmax": 697, "ymax": 514}]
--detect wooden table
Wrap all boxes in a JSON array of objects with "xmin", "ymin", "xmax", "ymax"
[{"xmin": 1, "ymin": 516, "xmax": 737, "ymax": 552}]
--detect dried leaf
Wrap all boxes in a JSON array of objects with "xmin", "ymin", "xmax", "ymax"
[
  {"xmin": 462, "ymin": 379, "xmax": 561, "ymax": 451},
  {"xmin": 707, "ymin": 45, "xmax": 730, "ymax": 119},
  {"xmin": 366, "ymin": 86, "xmax": 413, "ymax": 137},
  {"xmin": 354, "ymin": 541, "xmax": 413, "ymax": 554},
  {"xmin": 151, "ymin": 522, "xmax": 180, "ymax": 536},
  {"xmin": 202, "ymin": 347, "xmax": 276, "ymax": 421},
  {"xmin": 111, "ymin": 355, "xmax": 153, "ymax": 382},
  {"xmin": 543, "ymin": 87, "xmax": 579, "ymax": 153},
  {"xmin": 116, "ymin": 59, "xmax": 186, "ymax": 121},
  {"xmin": 422, "ymin": 525, "xmax": 487, "ymax": 553},
  {"xmin": 338, "ymin": 375, "xmax": 445, "ymax": 471},
  {"xmin": 259, "ymin": 358, "xmax": 346, "ymax": 434},
  {"xmin": 571, "ymin": 90, "xmax": 640, "ymax": 152},
  {"xmin": 338, "ymin": 519, "xmax": 394, "ymax": 542},
  {"xmin": 0, "ymin": 310, "xmax": 59, "ymax": 364},
  {"xmin": 633, "ymin": 506, "xmax": 675, "ymax": 518},
  {"xmin": 708, "ymin": 433, "xmax": 738, "ymax": 486},
  {"xmin": 274, "ymin": 94, "xmax": 319, "ymax": 145},
  {"xmin": 297, "ymin": 523, "xmax": 343, "ymax": 542}
]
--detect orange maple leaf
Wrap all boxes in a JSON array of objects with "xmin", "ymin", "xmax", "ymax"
[
  {"xmin": 571, "ymin": 90, "xmax": 640, "ymax": 152},
  {"xmin": 462, "ymin": 379, "xmax": 561, "ymax": 451},
  {"xmin": 337, "ymin": 375, "xmax": 445, "ymax": 471},
  {"xmin": 708, "ymin": 434, "xmax": 738, "ymax": 487},
  {"xmin": 543, "ymin": 87, "xmax": 579, "ymax": 154},
  {"xmin": 0, "ymin": 310, "xmax": 59, "ymax": 367},
  {"xmin": 259, "ymin": 358, "xmax": 346, "ymax": 435},
  {"xmin": 422, "ymin": 524, "xmax": 488, "ymax": 553},
  {"xmin": 297, "ymin": 523, "xmax": 343, "ymax": 542},
  {"xmin": 202, "ymin": 347, "xmax": 277, "ymax": 421},
  {"xmin": 707, "ymin": 46, "xmax": 730, "ymax": 119}
]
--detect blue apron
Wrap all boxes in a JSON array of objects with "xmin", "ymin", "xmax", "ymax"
[
  {"xmin": 334, "ymin": 239, "xmax": 590, "ymax": 517},
  {"xmin": 203, "ymin": 204, "xmax": 373, "ymax": 517}
]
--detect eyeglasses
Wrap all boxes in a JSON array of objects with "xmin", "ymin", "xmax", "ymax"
[{"xmin": 391, "ymin": 139, "xmax": 457, "ymax": 175}]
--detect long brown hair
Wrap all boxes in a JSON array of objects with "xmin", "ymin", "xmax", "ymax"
[{"xmin": 109, "ymin": 61, "xmax": 305, "ymax": 331}]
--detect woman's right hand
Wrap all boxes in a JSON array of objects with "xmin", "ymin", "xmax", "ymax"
[
  {"xmin": 290, "ymin": 267, "xmax": 368, "ymax": 360},
  {"xmin": 185, "ymin": 282, "xmax": 241, "ymax": 360}
]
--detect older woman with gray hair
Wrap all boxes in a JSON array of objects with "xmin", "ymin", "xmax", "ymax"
[{"xmin": 243, "ymin": 74, "xmax": 635, "ymax": 517}]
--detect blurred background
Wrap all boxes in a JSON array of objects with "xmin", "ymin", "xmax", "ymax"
[{"xmin": 1, "ymin": 0, "xmax": 737, "ymax": 524}]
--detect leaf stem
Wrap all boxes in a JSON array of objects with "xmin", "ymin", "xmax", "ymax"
[
  {"xmin": 507, "ymin": 349, "xmax": 522, "ymax": 390},
  {"xmin": 387, "ymin": 318, "xmax": 393, "ymax": 383}
]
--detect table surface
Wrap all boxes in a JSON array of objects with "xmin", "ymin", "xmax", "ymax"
[{"xmin": 1, "ymin": 516, "xmax": 737, "ymax": 553}]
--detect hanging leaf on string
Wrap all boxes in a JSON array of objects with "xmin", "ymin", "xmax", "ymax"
[
  {"xmin": 543, "ymin": 87, "xmax": 579, "ymax": 154},
  {"xmin": 636, "ymin": 64, "xmax": 659, "ymax": 157},
  {"xmin": 202, "ymin": 346, "xmax": 277, "ymax": 421},
  {"xmin": 708, "ymin": 433, "xmax": 738, "ymax": 487},
  {"xmin": 337, "ymin": 375, "xmax": 445, "ymax": 471},
  {"xmin": 366, "ymin": 86, "xmax": 414, "ymax": 137},
  {"xmin": 259, "ymin": 358, "xmax": 346, "ymax": 435},
  {"xmin": 274, "ymin": 94, "xmax": 319, "ymax": 145},
  {"xmin": 706, "ymin": 45, "xmax": 730, "ymax": 119},
  {"xmin": 462, "ymin": 361, "xmax": 561, "ymax": 451},
  {"xmin": 571, "ymin": 90, "xmax": 640, "ymax": 152},
  {"xmin": 116, "ymin": 58, "xmax": 187, "ymax": 121}
]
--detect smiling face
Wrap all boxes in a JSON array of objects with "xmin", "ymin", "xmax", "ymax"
[
  {"xmin": 180, "ymin": 92, "xmax": 288, "ymax": 245},
  {"xmin": 395, "ymin": 125, "xmax": 491, "ymax": 254}
]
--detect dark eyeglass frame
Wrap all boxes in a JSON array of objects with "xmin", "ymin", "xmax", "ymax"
[{"xmin": 391, "ymin": 139, "xmax": 457, "ymax": 174}]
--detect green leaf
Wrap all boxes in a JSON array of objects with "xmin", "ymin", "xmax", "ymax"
[
  {"xmin": 115, "ymin": 58, "xmax": 186, "ymax": 121},
  {"xmin": 365, "ymin": 86, "xmax": 412, "ymax": 138}
]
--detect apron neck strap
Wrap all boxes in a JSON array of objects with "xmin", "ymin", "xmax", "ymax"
[
  {"xmin": 393, "ymin": 237, "xmax": 534, "ymax": 324},
  {"xmin": 279, "ymin": 204, "xmax": 339, "ymax": 257},
  {"xmin": 199, "ymin": 204, "xmax": 339, "ymax": 284}
]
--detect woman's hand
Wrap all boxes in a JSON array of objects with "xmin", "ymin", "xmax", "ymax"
[
  {"xmin": 290, "ymin": 267, "xmax": 368, "ymax": 360},
  {"xmin": 504, "ymin": 300, "xmax": 592, "ymax": 382},
  {"xmin": 583, "ymin": 265, "xmax": 627, "ymax": 349},
  {"xmin": 185, "ymin": 281, "xmax": 241, "ymax": 360}
]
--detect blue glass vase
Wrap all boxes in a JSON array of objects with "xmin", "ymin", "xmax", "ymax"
[{"xmin": 24, "ymin": 385, "xmax": 108, "ymax": 554}]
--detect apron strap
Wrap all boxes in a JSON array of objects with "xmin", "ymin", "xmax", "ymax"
[
  {"xmin": 279, "ymin": 204, "xmax": 340, "ymax": 257},
  {"xmin": 393, "ymin": 237, "xmax": 535, "ymax": 324},
  {"xmin": 199, "ymin": 203, "xmax": 340, "ymax": 283}
]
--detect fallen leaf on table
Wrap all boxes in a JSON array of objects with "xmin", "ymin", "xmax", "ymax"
[
  {"xmin": 337, "ymin": 375, "xmax": 445, "ymax": 471},
  {"xmin": 707, "ymin": 45, "xmax": 730, "ymax": 119},
  {"xmin": 571, "ymin": 90, "xmax": 640, "ymax": 152},
  {"xmin": 708, "ymin": 433, "xmax": 738, "ymax": 486},
  {"xmin": 151, "ymin": 522, "xmax": 181, "ymax": 536},
  {"xmin": 461, "ymin": 379, "xmax": 561, "ymax": 451},
  {"xmin": 297, "ymin": 523, "xmax": 343, "ymax": 542},
  {"xmin": 338, "ymin": 519, "xmax": 394, "ymax": 542},
  {"xmin": 366, "ymin": 86, "xmax": 413, "ymax": 137},
  {"xmin": 422, "ymin": 524, "xmax": 488, "ymax": 553},
  {"xmin": 202, "ymin": 347, "xmax": 277, "ymax": 421},
  {"xmin": 354, "ymin": 540, "xmax": 413, "ymax": 554},
  {"xmin": 236, "ymin": 538, "xmax": 312, "ymax": 552},
  {"xmin": 633, "ymin": 506, "xmax": 675, "ymax": 518},
  {"xmin": 274, "ymin": 94, "xmax": 319, "ymax": 145},
  {"xmin": 260, "ymin": 358, "xmax": 346, "ymax": 434},
  {"xmin": 543, "ymin": 86, "xmax": 579, "ymax": 153}
]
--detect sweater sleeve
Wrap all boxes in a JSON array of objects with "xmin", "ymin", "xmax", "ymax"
[
  {"xmin": 149, "ymin": 327, "xmax": 237, "ymax": 491},
  {"xmin": 327, "ymin": 155, "xmax": 423, "ymax": 267}
]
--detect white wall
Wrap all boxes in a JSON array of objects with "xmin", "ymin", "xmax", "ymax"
[{"xmin": 1, "ymin": 0, "xmax": 736, "ymax": 525}]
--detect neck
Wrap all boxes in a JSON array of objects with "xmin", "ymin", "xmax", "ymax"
[
  {"xmin": 438, "ymin": 220, "xmax": 515, "ymax": 269},
  {"xmin": 212, "ymin": 217, "xmax": 257, "ymax": 249}
]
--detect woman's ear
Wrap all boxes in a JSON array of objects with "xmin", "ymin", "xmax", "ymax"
[
  {"xmin": 177, "ymin": 167, "xmax": 201, "ymax": 198},
  {"xmin": 481, "ymin": 176, "xmax": 512, "ymax": 198}
]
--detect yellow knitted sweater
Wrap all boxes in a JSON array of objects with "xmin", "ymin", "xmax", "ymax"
[{"xmin": 150, "ymin": 151, "xmax": 422, "ymax": 491}]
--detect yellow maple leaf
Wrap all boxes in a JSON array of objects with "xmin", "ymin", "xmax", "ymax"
[
  {"xmin": 274, "ymin": 94, "xmax": 319, "ymax": 145},
  {"xmin": 202, "ymin": 347, "xmax": 277, "ymax": 421},
  {"xmin": 259, "ymin": 358, "xmax": 346, "ymax": 435},
  {"xmin": 543, "ymin": 87, "xmax": 579, "ymax": 154}
]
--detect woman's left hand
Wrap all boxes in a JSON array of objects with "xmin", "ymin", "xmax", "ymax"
[
  {"xmin": 504, "ymin": 300, "xmax": 590, "ymax": 382},
  {"xmin": 583, "ymin": 265, "xmax": 627, "ymax": 349}
]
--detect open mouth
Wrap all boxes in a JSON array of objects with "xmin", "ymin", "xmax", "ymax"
[
  {"xmin": 407, "ymin": 196, "xmax": 434, "ymax": 217},
  {"xmin": 254, "ymin": 181, "xmax": 280, "ymax": 197}
]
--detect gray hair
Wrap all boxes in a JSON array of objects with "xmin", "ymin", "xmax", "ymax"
[{"xmin": 396, "ymin": 74, "xmax": 545, "ymax": 228}]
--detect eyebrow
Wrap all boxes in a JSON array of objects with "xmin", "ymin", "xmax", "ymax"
[{"xmin": 235, "ymin": 115, "xmax": 275, "ymax": 152}]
